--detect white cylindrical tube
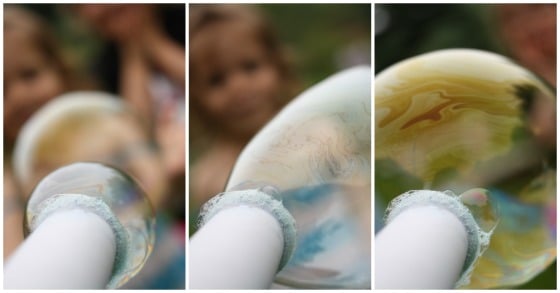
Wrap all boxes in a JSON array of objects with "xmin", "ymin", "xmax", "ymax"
[
  {"xmin": 375, "ymin": 205, "xmax": 469, "ymax": 289},
  {"xmin": 190, "ymin": 205, "xmax": 284, "ymax": 289},
  {"xmin": 4, "ymin": 209, "xmax": 116, "ymax": 289}
]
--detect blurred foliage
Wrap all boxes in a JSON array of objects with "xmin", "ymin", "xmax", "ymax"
[
  {"xmin": 375, "ymin": 4, "xmax": 505, "ymax": 74},
  {"xmin": 375, "ymin": 4, "xmax": 556, "ymax": 289},
  {"xmin": 259, "ymin": 4, "xmax": 371, "ymax": 88}
]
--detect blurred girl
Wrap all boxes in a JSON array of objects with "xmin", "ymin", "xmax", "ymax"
[{"xmin": 4, "ymin": 5, "xmax": 93, "ymax": 150}]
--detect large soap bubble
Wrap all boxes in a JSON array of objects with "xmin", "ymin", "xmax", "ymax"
[
  {"xmin": 12, "ymin": 92, "xmax": 168, "ymax": 207},
  {"xmin": 201, "ymin": 66, "xmax": 371, "ymax": 288},
  {"xmin": 375, "ymin": 49, "xmax": 556, "ymax": 288}
]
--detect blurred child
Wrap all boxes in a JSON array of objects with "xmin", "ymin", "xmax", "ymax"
[
  {"xmin": 3, "ymin": 5, "xmax": 93, "ymax": 257},
  {"xmin": 4, "ymin": 5, "xmax": 93, "ymax": 150},
  {"xmin": 189, "ymin": 4, "xmax": 299, "ymax": 210}
]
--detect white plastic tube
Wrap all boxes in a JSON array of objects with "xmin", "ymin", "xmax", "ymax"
[
  {"xmin": 190, "ymin": 206, "xmax": 284, "ymax": 289},
  {"xmin": 375, "ymin": 205, "xmax": 469, "ymax": 289},
  {"xmin": 4, "ymin": 209, "xmax": 116, "ymax": 289}
]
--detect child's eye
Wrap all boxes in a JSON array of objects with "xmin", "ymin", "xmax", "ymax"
[
  {"xmin": 242, "ymin": 60, "xmax": 260, "ymax": 73},
  {"xmin": 20, "ymin": 68, "xmax": 39, "ymax": 81},
  {"xmin": 209, "ymin": 73, "xmax": 225, "ymax": 87}
]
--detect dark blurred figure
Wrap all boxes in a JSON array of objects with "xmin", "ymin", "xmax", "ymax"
[{"xmin": 73, "ymin": 4, "xmax": 186, "ymax": 201}]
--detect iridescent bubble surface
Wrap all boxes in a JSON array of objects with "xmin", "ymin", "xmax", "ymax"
[
  {"xmin": 25, "ymin": 162, "xmax": 155, "ymax": 288},
  {"xmin": 222, "ymin": 67, "xmax": 371, "ymax": 288},
  {"xmin": 375, "ymin": 49, "xmax": 556, "ymax": 288},
  {"xmin": 459, "ymin": 188, "xmax": 499, "ymax": 234},
  {"xmin": 13, "ymin": 92, "xmax": 168, "ymax": 207}
]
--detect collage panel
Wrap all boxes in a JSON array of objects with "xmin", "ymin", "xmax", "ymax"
[
  {"xmin": 189, "ymin": 3, "xmax": 371, "ymax": 289},
  {"xmin": 374, "ymin": 3, "xmax": 556, "ymax": 289},
  {"xmin": 2, "ymin": 2, "xmax": 557, "ymax": 291},
  {"xmin": 3, "ymin": 4, "xmax": 185, "ymax": 289}
]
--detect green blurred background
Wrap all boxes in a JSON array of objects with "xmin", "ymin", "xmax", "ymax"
[
  {"xmin": 375, "ymin": 4, "xmax": 556, "ymax": 289},
  {"xmin": 376, "ymin": 4, "xmax": 501, "ymax": 74},
  {"xmin": 259, "ymin": 4, "xmax": 371, "ymax": 87},
  {"xmin": 376, "ymin": 4, "xmax": 556, "ymax": 86}
]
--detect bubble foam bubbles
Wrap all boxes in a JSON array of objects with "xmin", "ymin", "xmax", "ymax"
[{"xmin": 198, "ymin": 188, "xmax": 297, "ymax": 270}]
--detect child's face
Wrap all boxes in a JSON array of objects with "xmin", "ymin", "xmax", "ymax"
[
  {"xmin": 4, "ymin": 41, "xmax": 65, "ymax": 143},
  {"xmin": 192, "ymin": 24, "xmax": 282, "ymax": 137}
]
